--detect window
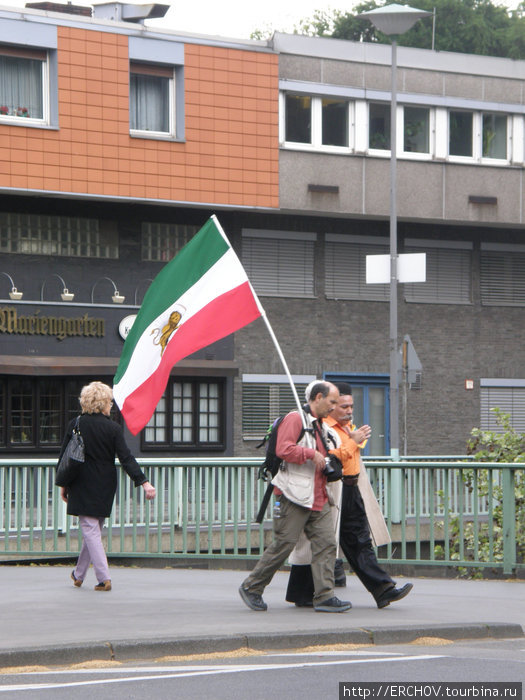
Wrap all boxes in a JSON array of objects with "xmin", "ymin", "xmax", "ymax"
[
  {"xmin": 480, "ymin": 380, "xmax": 525, "ymax": 432},
  {"xmin": 242, "ymin": 229, "xmax": 316, "ymax": 298},
  {"xmin": 0, "ymin": 46, "xmax": 47, "ymax": 123},
  {"xmin": 322, "ymin": 98, "xmax": 348, "ymax": 147},
  {"xmin": 403, "ymin": 106, "xmax": 430, "ymax": 154},
  {"xmin": 141, "ymin": 222, "xmax": 198, "ymax": 261},
  {"xmin": 449, "ymin": 110, "xmax": 473, "ymax": 157},
  {"xmin": 403, "ymin": 239, "xmax": 472, "ymax": 304},
  {"xmin": 325, "ymin": 234, "xmax": 389, "ymax": 301},
  {"xmin": 0, "ymin": 213, "xmax": 117, "ymax": 258},
  {"xmin": 449, "ymin": 111, "xmax": 473, "ymax": 157},
  {"xmin": 0, "ymin": 377, "xmax": 101, "ymax": 451},
  {"xmin": 482, "ymin": 112, "xmax": 507, "ymax": 159},
  {"xmin": 130, "ymin": 62, "xmax": 174, "ymax": 136},
  {"xmin": 480, "ymin": 243, "xmax": 525, "ymax": 306},
  {"xmin": 282, "ymin": 93, "xmax": 351, "ymax": 149},
  {"xmin": 285, "ymin": 94, "xmax": 311, "ymax": 144},
  {"xmin": 143, "ymin": 379, "xmax": 224, "ymax": 449},
  {"xmin": 242, "ymin": 375, "xmax": 314, "ymax": 440},
  {"xmin": 369, "ymin": 103, "xmax": 390, "ymax": 150}
]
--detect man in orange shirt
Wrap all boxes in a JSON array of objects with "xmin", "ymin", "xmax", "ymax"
[{"xmin": 327, "ymin": 382, "xmax": 413, "ymax": 608}]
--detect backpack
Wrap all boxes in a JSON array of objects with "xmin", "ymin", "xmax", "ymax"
[
  {"xmin": 256, "ymin": 415, "xmax": 306, "ymax": 483},
  {"xmin": 254, "ymin": 413, "xmax": 307, "ymax": 523}
]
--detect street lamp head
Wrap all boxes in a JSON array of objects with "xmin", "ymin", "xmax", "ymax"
[{"xmin": 358, "ymin": 3, "xmax": 432, "ymax": 36}]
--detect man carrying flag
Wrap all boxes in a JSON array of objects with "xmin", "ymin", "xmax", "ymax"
[{"xmin": 113, "ymin": 216, "xmax": 262, "ymax": 435}]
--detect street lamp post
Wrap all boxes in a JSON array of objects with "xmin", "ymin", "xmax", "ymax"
[{"xmin": 358, "ymin": 4, "xmax": 431, "ymax": 461}]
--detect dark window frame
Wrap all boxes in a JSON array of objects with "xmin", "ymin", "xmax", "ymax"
[
  {"xmin": 141, "ymin": 377, "xmax": 225, "ymax": 452},
  {"xmin": 0, "ymin": 376, "xmax": 118, "ymax": 452}
]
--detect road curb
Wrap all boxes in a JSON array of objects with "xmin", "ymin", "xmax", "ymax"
[{"xmin": 0, "ymin": 623, "xmax": 522, "ymax": 669}]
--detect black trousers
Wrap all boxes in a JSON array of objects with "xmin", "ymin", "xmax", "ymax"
[{"xmin": 286, "ymin": 483, "xmax": 394, "ymax": 603}]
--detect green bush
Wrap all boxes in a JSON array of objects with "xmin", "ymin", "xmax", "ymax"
[{"xmin": 434, "ymin": 408, "xmax": 524, "ymax": 578}]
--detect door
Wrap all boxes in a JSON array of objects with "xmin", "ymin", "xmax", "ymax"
[{"xmin": 325, "ymin": 374, "xmax": 389, "ymax": 456}]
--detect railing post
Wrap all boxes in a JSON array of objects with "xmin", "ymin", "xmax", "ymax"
[
  {"xmin": 390, "ymin": 450, "xmax": 403, "ymax": 523},
  {"xmin": 501, "ymin": 466, "xmax": 516, "ymax": 575}
]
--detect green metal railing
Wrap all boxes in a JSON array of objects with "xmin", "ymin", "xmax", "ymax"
[{"xmin": 0, "ymin": 457, "xmax": 522, "ymax": 574}]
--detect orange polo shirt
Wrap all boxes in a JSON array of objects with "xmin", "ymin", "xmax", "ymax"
[{"xmin": 325, "ymin": 415, "xmax": 364, "ymax": 476}]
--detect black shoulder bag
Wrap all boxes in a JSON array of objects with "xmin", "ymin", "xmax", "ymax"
[{"xmin": 55, "ymin": 416, "xmax": 85, "ymax": 487}]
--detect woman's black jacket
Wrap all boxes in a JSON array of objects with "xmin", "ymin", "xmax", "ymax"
[{"xmin": 57, "ymin": 412, "xmax": 147, "ymax": 518}]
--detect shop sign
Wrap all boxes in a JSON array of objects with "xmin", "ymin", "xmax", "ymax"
[{"xmin": 0, "ymin": 306, "xmax": 105, "ymax": 341}]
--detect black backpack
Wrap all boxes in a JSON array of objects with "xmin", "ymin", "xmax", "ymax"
[
  {"xmin": 254, "ymin": 413, "xmax": 308, "ymax": 523},
  {"xmin": 256, "ymin": 415, "xmax": 306, "ymax": 483}
]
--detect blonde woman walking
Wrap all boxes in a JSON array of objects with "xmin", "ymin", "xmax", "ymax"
[{"xmin": 58, "ymin": 381, "xmax": 155, "ymax": 591}]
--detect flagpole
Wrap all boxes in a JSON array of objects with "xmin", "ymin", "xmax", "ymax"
[{"xmin": 211, "ymin": 215, "xmax": 307, "ymax": 428}]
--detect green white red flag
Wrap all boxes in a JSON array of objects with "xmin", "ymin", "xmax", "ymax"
[{"xmin": 113, "ymin": 216, "xmax": 262, "ymax": 435}]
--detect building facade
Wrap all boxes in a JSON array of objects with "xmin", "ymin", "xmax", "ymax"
[{"xmin": 0, "ymin": 3, "xmax": 523, "ymax": 459}]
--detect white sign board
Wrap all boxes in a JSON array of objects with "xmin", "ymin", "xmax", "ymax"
[{"xmin": 366, "ymin": 253, "xmax": 426, "ymax": 283}]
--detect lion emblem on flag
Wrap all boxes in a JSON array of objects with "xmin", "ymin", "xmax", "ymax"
[{"xmin": 151, "ymin": 309, "xmax": 183, "ymax": 356}]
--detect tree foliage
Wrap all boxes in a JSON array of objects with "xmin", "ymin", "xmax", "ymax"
[
  {"xmin": 267, "ymin": 0, "xmax": 525, "ymax": 60},
  {"xmin": 434, "ymin": 409, "xmax": 525, "ymax": 578}
]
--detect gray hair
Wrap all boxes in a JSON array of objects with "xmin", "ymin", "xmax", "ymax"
[{"xmin": 305, "ymin": 380, "xmax": 330, "ymax": 402}]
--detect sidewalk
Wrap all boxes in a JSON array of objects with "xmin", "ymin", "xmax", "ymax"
[{"xmin": 0, "ymin": 564, "xmax": 523, "ymax": 668}]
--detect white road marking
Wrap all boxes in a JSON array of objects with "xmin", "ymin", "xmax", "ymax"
[{"xmin": 0, "ymin": 654, "xmax": 446, "ymax": 692}]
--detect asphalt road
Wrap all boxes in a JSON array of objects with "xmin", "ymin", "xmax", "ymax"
[{"xmin": 0, "ymin": 638, "xmax": 523, "ymax": 700}]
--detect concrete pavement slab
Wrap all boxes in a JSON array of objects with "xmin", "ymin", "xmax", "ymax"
[{"xmin": 0, "ymin": 565, "xmax": 523, "ymax": 667}]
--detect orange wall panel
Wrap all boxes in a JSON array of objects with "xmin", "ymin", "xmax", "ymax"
[{"xmin": 0, "ymin": 25, "xmax": 279, "ymax": 209}]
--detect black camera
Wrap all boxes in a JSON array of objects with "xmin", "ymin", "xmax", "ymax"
[{"xmin": 323, "ymin": 454, "xmax": 343, "ymax": 482}]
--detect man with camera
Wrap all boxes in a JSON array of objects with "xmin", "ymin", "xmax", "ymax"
[
  {"xmin": 285, "ymin": 382, "xmax": 413, "ymax": 609},
  {"xmin": 239, "ymin": 381, "xmax": 352, "ymax": 613}
]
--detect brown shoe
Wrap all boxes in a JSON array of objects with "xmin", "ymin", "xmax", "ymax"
[
  {"xmin": 71, "ymin": 570, "xmax": 82, "ymax": 588},
  {"xmin": 94, "ymin": 580, "xmax": 112, "ymax": 591}
]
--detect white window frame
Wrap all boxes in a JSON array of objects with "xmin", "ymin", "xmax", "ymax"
[
  {"xmin": 448, "ymin": 110, "xmax": 512, "ymax": 165},
  {"xmin": 400, "ymin": 105, "xmax": 434, "ymax": 160},
  {"xmin": 280, "ymin": 91, "xmax": 354, "ymax": 153},
  {"xmin": 0, "ymin": 47, "xmax": 50, "ymax": 127},
  {"xmin": 480, "ymin": 111, "xmax": 511, "ymax": 165},
  {"xmin": 129, "ymin": 63, "xmax": 176, "ymax": 139}
]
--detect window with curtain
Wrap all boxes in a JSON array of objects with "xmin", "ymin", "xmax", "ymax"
[
  {"xmin": 242, "ymin": 229, "xmax": 316, "ymax": 298},
  {"xmin": 143, "ymin": 379, "xmax": 224, "ymax": 449},
  {"xmin": 0, "ymin": 46, "xmax": 46, "ymax": 121},
  {"xmin": 403, "ymin": 239, "xmax": 472, "ymax": 304},
  {"xmin": 325, "ymin": 234, "xmax": 389, "ymax": 301},
  {"xmin": 130, "ymin": 62, "xmax": 173, "ymax": 135}
]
